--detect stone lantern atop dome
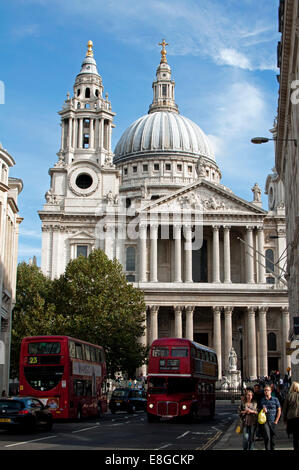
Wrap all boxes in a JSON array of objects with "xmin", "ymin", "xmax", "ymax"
[{"xmin": 148, "ymin": 39, "xmax": 179, "ymax": 114}]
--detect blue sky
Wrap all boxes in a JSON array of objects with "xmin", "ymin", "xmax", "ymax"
[{"xmin": 0, "ymin": 0, "xmax": 280, "ymax": 264}]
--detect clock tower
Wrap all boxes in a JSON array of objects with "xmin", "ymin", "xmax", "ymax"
[{"xmin": 39, "ymin": 41, "xmax": 120, "ymax": 279}]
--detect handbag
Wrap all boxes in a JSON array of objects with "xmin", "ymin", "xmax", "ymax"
[
  {"xmin": 258, "ymin": 410, "xmax": 267, "ymax": 425},
  {"xmin": 235, "ymin": 419, "xmax": 244, "ymax": 434}
]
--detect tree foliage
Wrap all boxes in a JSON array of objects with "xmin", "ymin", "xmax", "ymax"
[{"xmin": 11, "ymin": 251, "xmax": 147, "ymax": 378}]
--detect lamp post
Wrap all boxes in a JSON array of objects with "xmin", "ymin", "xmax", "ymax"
[{"xmin": 238, "ymin": 326, "xmax": 244, "ymax": 393}]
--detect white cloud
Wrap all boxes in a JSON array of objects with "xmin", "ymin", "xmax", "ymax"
[{"xmin": 216, "ymin": 48, "xmax": 253, "ymax": 70}]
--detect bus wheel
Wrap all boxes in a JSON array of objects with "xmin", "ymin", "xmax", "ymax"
[{"xmin": 147, "ymin": 412, "xmax": 160, "ymax": 423}]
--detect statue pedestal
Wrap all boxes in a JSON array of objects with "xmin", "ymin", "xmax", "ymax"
[{"xmin": 227, "ymin": 369, "xmax": 241, "ymax": 390}]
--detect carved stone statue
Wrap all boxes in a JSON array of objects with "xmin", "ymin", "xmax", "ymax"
[
  {"xmin": 228, "ymin": 347, "xmax": 238, "ymax": 371},
  {"xmin": 252, "ymin": 183, "xmax": 261, "ymax": 202}
]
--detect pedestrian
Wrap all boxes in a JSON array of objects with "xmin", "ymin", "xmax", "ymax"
[
  {"xmin": 239, "ymin": 389, "xmax": 258, "ymax": 450},
  {"xmin": 259, "ymin": 384, "xmax": 281, "ymax": 450},
  {"xmin": 282, "ymin": 381, "xmax": 299, "ymax": 451},
  {"xmin": 1, "ymin": 390, "xmax": 6, "ymax": 397},
  {"xmin": 253, "ymin": 383, "xmax": 263, "ymax": 440}
]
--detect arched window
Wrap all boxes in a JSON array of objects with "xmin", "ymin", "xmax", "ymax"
[
  {"xmin": 266, "ymin": 249, "xmax": 274, "ymax": 273},
  {"xmin": 126, "ymin": 246, "xmax": 136, "ymax": 272},
  {"xmin": 267, "ymin": 332, "xmax": 277, "ymax": 351},
  {"xmin": 85, "ymin": 88, "xmax": 90, "ymax": 98}
]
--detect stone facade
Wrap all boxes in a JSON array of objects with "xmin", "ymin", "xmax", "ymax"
[
  {"xmin": 0, "ymin": 144, "xmax": 23, "ymax": 394},
  {"xmin": 39, "ymin": 41, "xmax": 290, "ymax": 380},
  {"xmin": 276, "ymin": 0, "xmax": 299, "ymax": 381}
]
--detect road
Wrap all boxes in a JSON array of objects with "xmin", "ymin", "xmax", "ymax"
[{"xmin": 0, "ymin": 403, "xmax": 237, "ymax": 451}]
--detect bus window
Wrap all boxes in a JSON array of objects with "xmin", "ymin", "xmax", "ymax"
[
  {"xmin": 168, "ymin": 378, "xmax": 195, "ymax": 394},
  {"xmin": 69, "ymin": 341, "xmax": 76, "ymax": 358},
  {"xmin": 74, "ymin": 380, "xmax": 84, "ymax": 396},
  {"xmin": 152, "ymin": 347, "xmax": 169, "ymax": 357},
  {"xmin": 28, "ymin": 342, "xmax": 61, "ymax": 354},
  {"xmin": 85, "ymin": 345, "xmax": 91, "ymax": 361},
  {"xmin": 90, "ymin": 347, "xmax": 96, "ymax": 362},
  {"xmin": 75, "ymin": 343, "xmax": 83, "ymax": 360},
  {"xmin": 148, "ymin": 377, "xmax": 167, "ymax": 393},
  {"xmin": 171, "ymin": 348, "xmax": 188, "ymax": 357}
]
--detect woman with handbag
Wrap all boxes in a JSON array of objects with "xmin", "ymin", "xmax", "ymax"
[
  {"xmin": 238, "ymin": 389, "xmax": 258, "ymax": 450},
  {"xmin": 283, "ymin": 381, "xmax": 299, "ymax": 450}
]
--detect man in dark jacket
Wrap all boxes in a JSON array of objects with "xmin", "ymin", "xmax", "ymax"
[{"xmin": 260, "ymin": 385, "xmax": 281, "ymax": 450}]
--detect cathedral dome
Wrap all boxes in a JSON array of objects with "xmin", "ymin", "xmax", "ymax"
[{"xmin": 114, "ymin": 111, "xmax": 215, "ymax": 163}]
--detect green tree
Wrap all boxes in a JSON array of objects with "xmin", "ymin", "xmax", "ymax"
[
  {"xmin": 11, "ymin": 251, "xmax": 148, "ymax": 378},
  {"xmin": 10, "ymin": 263, "xmax": 57, "ymax": 377},
  {"xmin": 53, "ymin": 249, "xmax": 147, "ymax": 377}
]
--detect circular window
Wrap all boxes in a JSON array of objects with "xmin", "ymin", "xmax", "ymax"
[{"xmin": 76, "ymin": 173, "xmax": 93, "ymax": 189}]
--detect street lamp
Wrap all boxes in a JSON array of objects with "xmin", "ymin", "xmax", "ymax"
[{"xmin": 251, "ymin": 136, "xmax": 297, "ymax": 146}]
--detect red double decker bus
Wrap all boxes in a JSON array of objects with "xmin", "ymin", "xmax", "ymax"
[
  {"xmin": 147, "ymin": 338, "xmax": 218, "ymax": 422},
  {"xmin": 19, "ymin": 336, "xmax": 107, "ymax": 419}
]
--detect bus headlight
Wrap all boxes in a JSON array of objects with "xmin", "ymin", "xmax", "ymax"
[
  {"xmin": 182, "ymin": 405, "xmax": 187, "ymax": 410},
  {"xmin": 149, "ymin": 404, "xmax": 154, "ymax": 409}
]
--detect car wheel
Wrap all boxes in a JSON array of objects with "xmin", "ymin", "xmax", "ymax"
[
  {"xmin": 97, "ymin": 403, "xmax": 103, "ymax": 418},
  {"xmin": 77, "ymin": 407, "xmax": 82, "ymax": 421},
  {"xmin": 45, "ymin": 417, "xmax": 53, "ymax": 431}
]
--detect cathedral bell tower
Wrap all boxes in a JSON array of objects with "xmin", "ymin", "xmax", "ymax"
[
  {"xmin": 39, "ymin": 42, "xmax": 119, "ymax": 279},
  {"xmin": 58, "ymin": 40, "xmax": 115, "ymax": 166}
]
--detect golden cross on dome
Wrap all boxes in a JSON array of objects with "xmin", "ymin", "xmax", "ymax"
[
  {"xmin": 159, "ymin": 39, "xmax": 168, "ymax": 63},
  {"xmin": 86, "ymin": 40, "xmax": 94, "ymax": 57}
]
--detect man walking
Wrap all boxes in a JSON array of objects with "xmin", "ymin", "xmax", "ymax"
[{"xmin": 260, "ymin": 384, "xmax": 281, "ymax": 450}]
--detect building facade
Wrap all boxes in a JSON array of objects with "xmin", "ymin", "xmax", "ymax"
[
  {"xmin": 0, "ymin": 144, "xmax": 23, "ymax": 394},
  {"xmin": 39, "ymin": 41, "xmax": 290, "ymax": 380},
  {"xmin": 276, "ymin": 0, "xmax": 299, "ymax": 381}
]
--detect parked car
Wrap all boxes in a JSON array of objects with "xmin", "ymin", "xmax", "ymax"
[
  {"xmin": 109, "ymin": 388, "xmax": 147, "ymax": 414},
  {"xmin": 0, "ymin": 397, "xmax": 53, "ymax": 431}
]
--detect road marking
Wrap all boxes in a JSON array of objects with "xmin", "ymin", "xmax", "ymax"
[
  {"xmin": 155, "ymin": 443, "xmax": 172, "ymax": 450},
  {"xmin": 176, "ymin": 431, "xmax": 190, "ymax": 439},
  {"xmin": 5, "ymin": 435, "xmax": 57, "ymax": 448},
  {"xmin": 72, "ymin": 425, "xmax": 100, "ymax": 434},
  {"xmin": 197, "ymin": 431, "xmax": 222, "ymax": 450}
]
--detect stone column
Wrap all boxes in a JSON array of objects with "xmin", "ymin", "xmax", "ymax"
[
  {"xmin": 139, "ymin": 223, "xmax": 147, "ymax": 282},
  {"xmin": 213, "ymin": 306, "xmax": 222, "ymax": 379},
  {"xmin": 257, "ymin": 227, "xmax": 266, "ymax": 283},
  {"xmin": 67, "ymin": 117, "xmax": 73, "ymax": 148},
  {"xmin": 185, "ymin": 306, "xmax": 194, "ymax": 341},
  {"xmin": 247, "ymin": 307, "xmax": 257, "ymax": 379},
  {"xmin": 184, "ymin": 225, "xmax": 193, "ymax": 283},
  {"xmin": 60, "ymin": 120, "xmax": 65, "ymax": 150},
  {"xmin": 281, "ymin": 307, "xmax": 291, "ymax": 373},
  {"xmin": 258, "ymin": 306, "xmax": 268, "ymax": 377},
  {"xmin": 212, "ymin": 225, "xmax": 220, "ymax": 283},
  {"xmin": 104, "ymin": 224, "xmax": 114, "ymax": 259},
  {"xmin": 245, "ymin": 227, "xmax": 255, "ymax": 283},
  {"xmin": 89, "ymin": 118, "xmax": 94, "ymax": 149},
  {"xmin": 73, "ymin": 118, "xmax": 78, "ymax": 148},
  {"xmin": 99, "ymin": 119, "xmax": 104, "ymax": 149},
  {"xmin": 174, "ymin": 306, "xmax": 183, "ymax": 338},
  {"xmin": 149, "ymin": 305, "xmax": 159, "ymax": 344},
  {"xmin": 150, "ymin": 224, "xmax": 158, "ymax": 282},
  {"xmin": 78, "ymin": 118, "xmax": 83, "ymax": 149},
  {"xmin": 224, "ymin": 306, "xmax": 233, "ymax": 372},
  {"xmin": 223, "ymin": 225, "xmax": 231, "ymax": 283},
  {"xmin": 174, "ymin": 224, "xmax": 182, "ymax": 283}
]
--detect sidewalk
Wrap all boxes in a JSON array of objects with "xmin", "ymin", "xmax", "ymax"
[{"xmin": 214, "ymin": 407, "xmax": 294, "ymax": 450}]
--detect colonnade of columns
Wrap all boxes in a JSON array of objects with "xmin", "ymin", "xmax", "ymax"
[
  {"xmin": 138, "ymin": 223, "xmax": 266, "ymax": 284},
  {"xmin": 61, "ymin": 117, "xmax": 112, "ymax": 151},
  {"xmin": 141, "ymin": 305, "xmax": 291, "ymax": 380}
]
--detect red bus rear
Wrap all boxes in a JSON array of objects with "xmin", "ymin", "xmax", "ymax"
[
  {"xmin": 19, "ymin": 336, "xmax": 107, "ymax": 419},
  {"xmin": 147, "ymin": 338, "xmax": 218, "ymax": 422}
]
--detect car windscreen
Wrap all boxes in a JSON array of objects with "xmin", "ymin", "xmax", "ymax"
[
  {"xmin": 112, "ymin": 390, "xmax": 128, "ymax": 398},
  {"xmin": 0, "ymin": 400, "xmax": 24, "ymax": 411}
]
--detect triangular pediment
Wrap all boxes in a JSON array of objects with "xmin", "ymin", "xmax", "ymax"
[
  {"xmin": 141, "ymin": 179, "xmax": 267, "ymax": 215},
  {"xmin": 68, "ymin": 230, "xmax": 95, "ymax": 241}
]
